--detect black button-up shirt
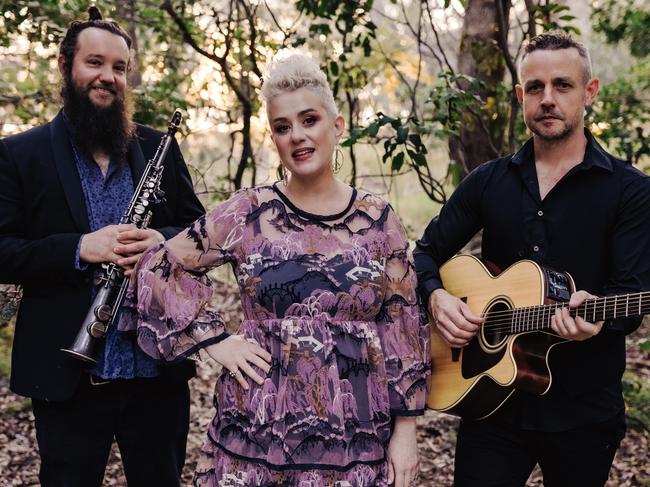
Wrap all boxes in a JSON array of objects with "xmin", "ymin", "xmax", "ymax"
[{"xmin": 414, "ymin": 130, "xmax": 650, "ymax": 430}]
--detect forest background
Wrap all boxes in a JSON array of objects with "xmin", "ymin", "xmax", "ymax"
[{"xmin": 0, "ymin": 0, "xmax": 648, "ymax": 485}]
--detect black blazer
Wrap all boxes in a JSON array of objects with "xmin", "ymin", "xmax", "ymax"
[{"xmin": 0, "ymin": 111, "xmax": 205, "ymax": 401}]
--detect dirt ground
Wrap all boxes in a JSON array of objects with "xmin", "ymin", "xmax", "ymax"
[{"xmin": 1, "ymin": 308, "xmax": 648, "ymax": 487}]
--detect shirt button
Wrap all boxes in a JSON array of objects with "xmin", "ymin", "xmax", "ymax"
[
  {"xmin": 533, "ymin": 245, "xmax": 540, "ymax": 252},
  {"xmin": 537, "ymin": 210, "xmax": 544, "ymax": 217}
]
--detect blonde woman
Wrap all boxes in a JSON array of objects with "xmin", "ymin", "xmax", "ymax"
[{"xmin": 119, "ymin": 54, "xmax": 430, "ymax": 487}]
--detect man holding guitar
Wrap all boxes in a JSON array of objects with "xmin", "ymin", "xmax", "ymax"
[{"xmin": 414, "ymin": 31, "xmax": 650, "ymax": 487}]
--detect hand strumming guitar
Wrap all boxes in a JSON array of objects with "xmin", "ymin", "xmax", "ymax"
[{"xmin": 428, "ymin": 288, "xmax": 483, "ymax": 347}]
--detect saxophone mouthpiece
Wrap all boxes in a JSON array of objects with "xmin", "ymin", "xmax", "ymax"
[{"xmin": 170, "ymin": 110, "xmax": 183, "ymax": 130}]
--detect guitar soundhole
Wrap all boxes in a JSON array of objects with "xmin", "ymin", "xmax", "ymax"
[{"xmin": 482, "ymin": 299, "xmax": 511, "ymax": 348}]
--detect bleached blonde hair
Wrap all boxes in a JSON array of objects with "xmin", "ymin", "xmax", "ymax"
[{"xmin": 261, "ymin": 54, "xmax": 338, "ymax": 118}]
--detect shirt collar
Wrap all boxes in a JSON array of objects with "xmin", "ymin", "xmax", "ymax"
[{"xmin": 509, "ymin": 128, "xmax": 614, "ymax": 173}]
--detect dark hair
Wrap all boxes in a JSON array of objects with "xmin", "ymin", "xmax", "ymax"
[
  {"xmin": 59, "ymin": 6, "xmax": 132, "ymax": 79},
  {"xmin": 519, "ymin": 30, "xmax": 592, "ymax": 83}
]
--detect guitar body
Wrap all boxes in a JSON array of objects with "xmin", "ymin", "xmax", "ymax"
[{"xmin": 427, "ymin": 255, "xmax": 575, "ymax": 419}]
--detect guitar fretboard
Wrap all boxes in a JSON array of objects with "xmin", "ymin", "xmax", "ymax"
[{"xmin": 484, "ymin": 291, "xmax": 650, "ymax": 334}]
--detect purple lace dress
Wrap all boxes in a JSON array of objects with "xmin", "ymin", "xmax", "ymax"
[{"xmin": 119, "ymin": 184, "xmax": 430, "ymax": 486}]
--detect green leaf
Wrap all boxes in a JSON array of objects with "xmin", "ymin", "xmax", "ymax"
[
  {"xmin": 391, "ymin": 151, "xmax": 405, "ymax": 171},
  {"xmin": 448, "ymin": 162, "xmax": 464, "ymax": 188},
  {"xmin": 340, "ymin": 138, "xmax": 353, "ymax": 147},
  {"xmin": 407, "ymin": 149, "xmax": 427, "ymax": 166},
  {"xmin": 640, "ymin": 338, "xmax": 650, "ymax": 352},
  {"xmin": 330, "ymin": 61, "xmax": 339, "ymax": 76},
  {"xmin": 396, "ymin": 126, "xmax": 409, "ymax": 144},
  {"xmin": 408, "ymin": 133, "xmax": 423, "ymax": 149},
  {"xmin": 362, "ymin": 36, "xmax": 371, "ymax": 57}
]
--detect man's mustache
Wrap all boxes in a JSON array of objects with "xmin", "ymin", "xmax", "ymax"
[
  {"xmin": 534, "ymin": 112, "xmax": 564, "ymax": 122},
  {"xmin": 88, "ymin": 83, "xmax": 117, "ymax": 95}
]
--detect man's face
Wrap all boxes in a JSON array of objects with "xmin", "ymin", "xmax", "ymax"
[
  {"xmin": 516, "ymin": 48, "xmax": 598, "ymax": 142},
  {"xmin": 65, "ymin": 27, "xmax": 130, "ymax": 109}
]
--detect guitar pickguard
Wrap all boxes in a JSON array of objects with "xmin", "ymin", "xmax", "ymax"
[{"xmin": 461, "ymin": 336, "xmax": 506, "ymax": 379}]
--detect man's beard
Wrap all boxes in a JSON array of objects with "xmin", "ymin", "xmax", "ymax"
[
  {"xmin": 62, "ymin": 77, "xmax": 135, "ymax": 163},
  {"xmin": 528, "ymin": 111, "xmax": 576, "ymax": 143}
]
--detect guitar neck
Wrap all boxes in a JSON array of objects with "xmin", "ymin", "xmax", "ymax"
[{"xmin": 507, "ymin": 291, "xmax": 650, "ymax": 333}]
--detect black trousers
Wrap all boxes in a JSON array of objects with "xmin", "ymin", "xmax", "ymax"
[
  {"xmin": 454, "ymin": 413, "xmax": 626, "ymax": 487},
  {"xmin": 32, "ymin": 376, "xmax": 190, "ymax": 487}
]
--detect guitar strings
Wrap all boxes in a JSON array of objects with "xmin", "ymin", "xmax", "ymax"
[
  {"xmin": 478, "ymin": 303, "xmax": 650, "ymax": 336},
  {"xmin": 470, "ymin": 292, "xmax": 650, "ymax": 321},
  {"xmin": 481, "ymin": 302, "xmax": 650, "ymax": 331},
  {"xmin": 471, "ymin": 291, "xmax": 650, "ymax": 321},
  {"xmin": 446, "ymin": 292, "xmax": 650, "ymax": 335}
]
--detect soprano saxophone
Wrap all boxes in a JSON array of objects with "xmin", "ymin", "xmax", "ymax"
[{"xmin": 61, "ymin": 110, "xmax": 183, "ymax": 364}]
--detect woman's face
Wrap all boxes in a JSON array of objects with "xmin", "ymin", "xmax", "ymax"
[{"xmin": 268, "ymin": 87, "xmax": 344, "ymax": 180}]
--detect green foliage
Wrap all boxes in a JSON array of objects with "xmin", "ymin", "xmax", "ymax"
[
  {"xmin": 427, "ymin": 72, "xmax": 486, "ymax": 139},
  {"xmin": 588, "ymin": 67, "xmax": 650, "ymax": 165},
  {"xmin": 532, "ymin": 3, "xmax": 582, "ymax": 34},
  {"xmin": 590, "ymin": 0, "xmax": 650, "ymax": 165},
  {"xmin": 0, "ymin": 1, "xmax": 198, "ymax": 132},
  {"xmin": 592, "ymin": 0, "xmax": 650, "ymax": 58},
  {"xmin": 639, "ymin": 338, "xmax": 650, "ymax": 353},
  {"xmin": 0, "ymin": 324, "xmax": 13, "ymax": 378},
  {"xmin": 2, "ymin": 0, "xmax": 650, "ymax": 200},
  {"xmin": 343, "ymin": 112, "xmax": 428, "ymax": 172},
  {"xmin": 297, "ymin": 0, "xmax": 375, "ymax": 97},
  {"xmin": 623, "ymin": 370, "xmax": 650, "ymax": 434}
]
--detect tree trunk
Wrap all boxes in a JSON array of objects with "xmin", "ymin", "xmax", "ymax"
[{"xmin": 449, "ymin": 0, "xmax": 511, "ymax": 176}]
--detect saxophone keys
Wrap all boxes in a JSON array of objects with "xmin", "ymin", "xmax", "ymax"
[
  {"xmin": 94, "ymin": 304, "xmax": 112, "ymax": 322},
  {"xmin": 87, "ymin": 321, "xmax": 107, "ymax": 338},
  {"xmin": 134, "ymin": 204, "xmax": 146, "ymax": 215}
]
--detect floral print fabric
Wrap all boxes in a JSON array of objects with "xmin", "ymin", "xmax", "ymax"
[{"xmin": 119, "ymin": 184, "xmax": 430, "ymax": 485}]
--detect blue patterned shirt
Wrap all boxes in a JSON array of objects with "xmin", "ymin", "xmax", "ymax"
[{"xmin": 70, "ymin": 137, "xmax": 159, "ymax": 380}]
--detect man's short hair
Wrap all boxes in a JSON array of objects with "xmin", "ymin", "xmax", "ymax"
[
  {"xmin": 519, "ymin": 30, "xmax": 592, "ymax": 83},
  {"xmin": 59, "ymin": 7, "xmax": 132, "ymax": 80}
]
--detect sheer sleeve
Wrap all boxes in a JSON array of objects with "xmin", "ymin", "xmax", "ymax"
[
  {"xmin": 377, "ymin": 207, "xmax": 431, "ymax": 416},
  {"xmin": 118, "ymin": 189, "xmax": 251, "ymax": 362}
]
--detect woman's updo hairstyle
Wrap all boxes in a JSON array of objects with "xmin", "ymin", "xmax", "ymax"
[{"xmin": 261, "ymin": 54, "xmax": 338, "ymax": 117}]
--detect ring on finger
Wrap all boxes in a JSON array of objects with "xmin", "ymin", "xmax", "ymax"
[{"xmin": 229, "ymin": 369, "xmax": 240, "ymax": 378}]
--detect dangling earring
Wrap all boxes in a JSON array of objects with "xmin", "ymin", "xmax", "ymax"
[
  {"xmin": 277, "ymin": 163, "xmax": 289, "ymax": 186},
  {"xmin": 334, "ymin": 147, "xmax": 343, "ymax": 174}
]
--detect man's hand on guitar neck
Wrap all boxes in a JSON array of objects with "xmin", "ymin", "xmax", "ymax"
[
  {"xmin": 429, "ymin": 288, "xmax": 483, "ymax": 347},
  {"xmin": 550, "ymin": 290, "xmax": 604, "ymax": 341}
]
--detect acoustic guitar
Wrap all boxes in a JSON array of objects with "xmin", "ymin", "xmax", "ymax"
[{"xmin": 426, "ymin": 254, "xmax": 649, "ymax": 419}]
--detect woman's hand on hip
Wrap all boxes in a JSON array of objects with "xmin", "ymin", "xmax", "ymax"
[{"xmin": 205, "ymin": 335, "xmax": 272, "ymax": 390}]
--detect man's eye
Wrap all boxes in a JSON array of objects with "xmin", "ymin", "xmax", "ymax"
[
  {"xmin": 304, "ymin": 116, "xmax": 317, "ymax": 126},
  {"xmin": 115, "ymin": 65, "xmax": 126, "ymax": 72}
]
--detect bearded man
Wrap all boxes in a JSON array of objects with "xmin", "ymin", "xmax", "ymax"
[
  {"xmin": 0, "ymin": 8, "xmax": 204, "ymax": 487},
  {"xmin": 415, "ymin": 31, "xmax": 650, "ymax": 486}
]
